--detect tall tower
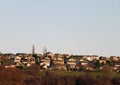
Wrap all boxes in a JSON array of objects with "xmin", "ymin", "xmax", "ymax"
[{"xmin": 32, "ymin": 45, "xmax": 35, "ymax": 54}]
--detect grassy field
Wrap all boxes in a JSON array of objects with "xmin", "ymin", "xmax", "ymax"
[{"xmin": 39, "ymin": 70, "xmax": 120, "ymax": 78}]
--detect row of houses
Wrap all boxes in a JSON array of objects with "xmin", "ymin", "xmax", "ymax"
[
  {"xmin": 0, "ymin": 53, "xmax": 35, "ymax": 68},
  {"xmin": 0, "ymin": 52, "xmax": 120, "ymax": 72},
  {"xmin": 39, "ymin": 52, "xmax": 120, "ymax": 72}
]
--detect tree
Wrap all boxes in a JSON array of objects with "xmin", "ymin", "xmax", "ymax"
[
  {"xmin": 32, "ymin": 54, "xmax": 40, "ymax": 65},
  {"xmin": 93, "ymin": 60, "xmax": 101, "ymax": 69}
]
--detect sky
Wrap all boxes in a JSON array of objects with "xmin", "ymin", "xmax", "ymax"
[{"xmin": 0, "ymin": 0, "xmax": 120, "ymax": 56}]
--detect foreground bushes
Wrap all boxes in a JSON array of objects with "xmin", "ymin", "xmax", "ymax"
[
  {"xmin": 0, "ymin": 67, "xmax": 120, "ymax": 85},
  {"xmin": 0, "ymin": 67, "xmax": 26, "ymax": 85}
]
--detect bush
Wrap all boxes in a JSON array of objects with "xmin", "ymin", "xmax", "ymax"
[
  {"xmin": 0, "ymin": 67, "xmax": 120, "ymax": 85},
  {"xmin": 0, "ymin": 68, "xmax": 26, "ymax": 85},
  {"xmin": 111, "ymin": 77, "xmax": 120, "ymax": 85}
]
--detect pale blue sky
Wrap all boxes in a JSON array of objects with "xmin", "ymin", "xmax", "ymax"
[{"xmin": 0, "ymin": 0, "xmax": 120, "ymax": 56}]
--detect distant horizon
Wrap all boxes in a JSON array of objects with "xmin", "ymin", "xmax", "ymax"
[{"xmin": 0, "ymin": 45, "xmax": 120, "ymax": 57}]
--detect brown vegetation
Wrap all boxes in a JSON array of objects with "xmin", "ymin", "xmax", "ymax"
[{"xmin": 0, "ymin": 66, "xmax": 120, "ymax": 85}]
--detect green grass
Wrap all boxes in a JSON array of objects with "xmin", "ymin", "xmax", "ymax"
[{"xmin": 39, "ymin": 70, "xmax": 120, "ymax": 78}]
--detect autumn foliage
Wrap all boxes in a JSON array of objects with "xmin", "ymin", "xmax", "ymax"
[{"xmin": 0, "ymin": 66, "xmax": 120, "ymax": 85}]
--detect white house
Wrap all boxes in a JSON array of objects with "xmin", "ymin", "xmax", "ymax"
[
  {"xmin": 14, "ymin": 56, "xmax": 21, "ymax": 63},
  {"xmin": 83, "ymin": 55, "xmax": 99, "ymax": 61}
]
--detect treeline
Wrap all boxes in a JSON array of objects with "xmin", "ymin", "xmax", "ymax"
[{"xmin": 0, "ymin": 66, "xmax": 120, "ymax": 85}]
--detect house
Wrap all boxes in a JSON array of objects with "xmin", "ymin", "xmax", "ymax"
[
  {"xmin": 15, "ymin": 62, "xmax": 24, "ymax": 67},
  {"xmin": 63, "ymin": 54, "xmax": 71, "ymax": 59},
  {"xmin": 40, "ymin": 61, "xmax": 50, "ymax": 69},
  {"xmin": 67, "ymin": 56, "xmax": 81, "ymax": 69},
  {"xmin": 99, "ymin": 56, "xmax": 109, "ymax": 60},
  {"xmin": 22, "ymin": 54, "xmax": 35, "ymax": 64},
  {"xmin": 26, "ymin": 63, "xmax": 31, "ymax": 67},
  {"xmin": 67, "ymin": 61, "xmax": 76, "ymax": 69},
  {"xmin": 54, "ymin": 60, "xmax": 64, "ymax": 65},
  {"xmin": 16, "ymin": 53, "xmax": 27, "ymax": 57},
  {"xmin": 54, "ymin": 60, "xmax": 66, "ymax": 70},
  {"xmin": 80, "ymin": 61, "xmax": 88, "ymax": 66},
  {"xmin": 3, "ymin": 53, "xmax": 15, "ymax": 59},
  {"xmin": 4, "ymin": 61, "xmax": 16, "ymax": 68},
  {"xmin": 40, "ymin": 56, "xmax": 51, "ymax": 69},
  {"xmin": 110, "ymin": 56, "xmax": 119, "ymax": 61},
  {"xmin": 68, "ymin": 58, "xmax": 76, "ymax": 62},
  {"xmin": 82, "ymin": 55, "xmax": 99, "ymax": 61},
  {"xmin": 68, "ymin": 55, "xmax": 79, "ymax": 62},
  {"xmin": 54, "ymin": 54, "xmax": 63, "ymax": 61},
  {"xmin": 85, "ymin": 66, "xmax": 94, "ymax": 71},
  {"xmin": 29, "ymin": 57, "xmax": 35, "ymax": 64},
  {"xmin": 69, "ymin": 55, "xmax": 83, "ymax": 60},
  {"xmin": 44, "ymin": 52, "xmax": 54, "ymax": 60},
  {"xmin": 99, "ymin": 60, "xmax": 106, "ymax": 64},
  {"xmin": 5, "ymin": 65, "xmax": 16, "ymax": 68},
  {"xmin": 14, "ymin": 56, "xmax": 21, "ymax": 63}
]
